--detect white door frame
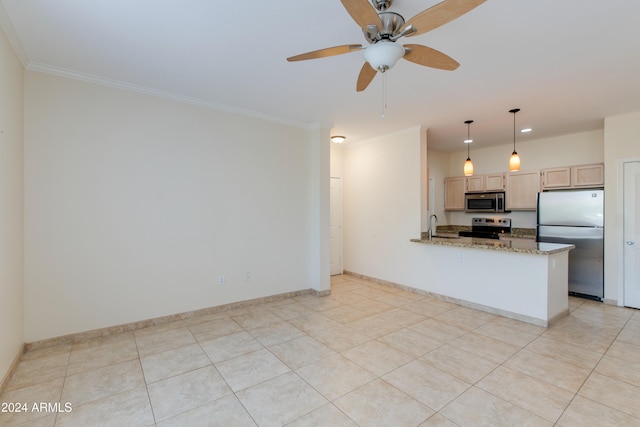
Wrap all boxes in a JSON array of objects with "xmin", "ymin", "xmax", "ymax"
[
  {"xmin": 616, "ymin": 157, "xmax": 640, "ymax": 307},
  {"xmin": 330, "ymin": 177, "xmax": 343, "ymax": 275},
  {"xmin": 621, "ymin": 159, "xmax": 640, "ymax": 308}
]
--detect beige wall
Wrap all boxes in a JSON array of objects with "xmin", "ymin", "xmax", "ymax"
[
  {"xmin": 24, "ymin": 71, "xmax": 328, "ymax": 342},
  {"xmin": 0, "ymin": 26, "xmax": 24, "ymax": 383},
  {"xmin": 604, "ymin": 112, "xmax": 640, "ymax": 304},
  {"xmin": 343, "ymin": 127, "xmax": 423, "ymax": 281},
  {"xmin": 330, "ymin": 142, "xmax": 344, "ymax": 178}
]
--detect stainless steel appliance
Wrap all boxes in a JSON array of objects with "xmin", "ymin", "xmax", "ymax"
[
  {"xmin": 537, "ymin": 189, "xmax": 604, "ymax": 300},
  {"xmin": 465, "ymin": 192, "xmax": 505, "ymax": 213},
  {"xmin": 459, "ymin": 217, "xmax": 511, "ymax": 239}
]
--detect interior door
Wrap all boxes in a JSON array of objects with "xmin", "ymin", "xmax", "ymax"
[
  {"xmin": 624, "ymin": 161, "xmax": 640, "ymax": 308},
  {"xmin": 330, "ymin": 177, "xmax": 343, "ymax": 276}
]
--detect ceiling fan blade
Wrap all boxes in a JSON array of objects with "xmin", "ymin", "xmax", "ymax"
[
  {"xmin": 403, "ymin": 0, "xmax": 485, "ymax": 37},
  {"xmin": 356, "ymin": 62, "xmax": 377, "ymax": 92},
  {"xmin": 287, "ymin": 44, "xmax": 364, "ymax": 61},
  {"xmin": 403, "ymin": 44, "xmax": 460, "ymax": 70},
  {"xmin": 340, "ymin": 0, "xmax": 382, "ymax": 31}
]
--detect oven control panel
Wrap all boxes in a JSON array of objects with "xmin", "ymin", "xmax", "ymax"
[{"xmin": 471, "ymin": 217, "xmax": 511, "ymax": 228}]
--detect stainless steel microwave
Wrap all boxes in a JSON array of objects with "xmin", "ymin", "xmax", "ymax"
[{"xmin": 465, "ymin": 192, "xmax": 505, "ymax": 213}]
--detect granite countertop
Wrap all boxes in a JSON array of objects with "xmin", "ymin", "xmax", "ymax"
[
  {"xmin": 411, "ymin": 235, "xmax": 574, "ymax": 255},
  {"xmin": 510, "ymin": 228, "xmax": 536, "ymax": 239}
]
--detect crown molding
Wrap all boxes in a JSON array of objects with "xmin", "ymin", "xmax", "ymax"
[
  {"xmin": 0, "ymin": 2, "xmax": 29, "ymax": 66},
  {"xmin": 26, "ymin": 61, "xmax": 318, "ymax": 131}
]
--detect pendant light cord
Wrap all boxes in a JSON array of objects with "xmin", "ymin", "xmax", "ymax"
[
  {"xmin": 513, "ymin": 112, "xmax": 516, "ymax": 152},
  {"xmin": 464, "ymin": 119, "xmax": 473, "ymax": 158},
  {"xmin": 467, "ymin": 123, "xmax": 471, "ymax": 158},
  {"xmin": 510, "ymin": 108, "xmax": 520, "ymax": 153}
]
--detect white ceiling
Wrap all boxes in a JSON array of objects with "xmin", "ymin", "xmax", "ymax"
[{"xmin": 1, "ymin": 0, "xmax": 639, "ymax": 151}]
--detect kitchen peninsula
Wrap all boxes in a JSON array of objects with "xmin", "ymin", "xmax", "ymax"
[{"xmin": 410, "ymin": 235, "xmax": 574, "ymax": 327}]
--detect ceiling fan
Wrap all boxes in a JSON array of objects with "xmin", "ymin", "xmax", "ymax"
[{"xmin": 287, "ymin": 0, "xmax": 485, "ymax": 92}]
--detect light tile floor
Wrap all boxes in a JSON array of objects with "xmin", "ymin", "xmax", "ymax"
[{"xmin": 2, "ymin": 274, "xmax": 640, "ymax": 426}]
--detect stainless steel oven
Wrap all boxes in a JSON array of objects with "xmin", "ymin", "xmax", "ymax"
[{"xmin": 465, "ymin": 192, "xmax": 505, "ymax": 213}]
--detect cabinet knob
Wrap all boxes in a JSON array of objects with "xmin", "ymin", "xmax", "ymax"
[{"xmin": 627, "ymin": 241, "xmax": 635, "ymax": 245}]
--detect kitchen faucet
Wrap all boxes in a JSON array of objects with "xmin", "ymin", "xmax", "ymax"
[{"xmin": 428, "ymin": 214, "xmax": 438, "ymax": 239}]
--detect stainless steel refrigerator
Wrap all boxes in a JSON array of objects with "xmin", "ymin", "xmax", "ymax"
[{"xmin": 537, "ymin": 189, "xmax": 604, "ymax": 300}]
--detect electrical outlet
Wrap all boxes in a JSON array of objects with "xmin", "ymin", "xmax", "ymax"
[
  {"xmin": 218, "ymin": 275, "xmax": 225, "ymax": 285},
  {"xmin": 458, "ymin": 252, "xmax": 464, "ymax": 261},
  {"xmin": 245, "ymin": 272, "xmax": 252, "ymax": 282}
]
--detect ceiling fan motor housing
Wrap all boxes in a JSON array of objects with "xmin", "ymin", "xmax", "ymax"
[
  {"xmin": 363, "ymin": 12, "xmax": 406, "ymax": 43},
  {"xmin": 372, "ymin": 0, "xmax": 392, "ymax": 12}
]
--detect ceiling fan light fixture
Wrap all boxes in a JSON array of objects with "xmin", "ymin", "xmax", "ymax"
[{"xmin": 363, "ymin": 40, "xmax": 405, "ymax": 72}]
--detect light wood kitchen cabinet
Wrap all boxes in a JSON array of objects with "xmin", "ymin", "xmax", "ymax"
[
  {"xmin": 465, "ymin": 175, "xmax": 484, "ymax": 192},
  {"xmin": 573, "ymin": 163, "xmax": 604, "ymax": 187},
  {"xmin": 541, "ymin": 167, "xmax": 571, "ymax": 189},
  {"xmin": 506, "ymin": 170, "xmax": 540, "ymax": 210},
  {"xmin": 485, "ymin": 173, "xmax": 506, "ymax": 191},
  {"xmin": 540, "ymin": 163, "xmax": 604, "ymax": 190},
  {"xmin": 444, "ymin": 176, "xmax": 466, "ymax": 210},
  {"xmin": 465, "ymin": 173, "xmax": 505, "ymax": 193}
]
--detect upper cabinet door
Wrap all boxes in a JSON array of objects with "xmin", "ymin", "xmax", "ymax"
[
  {"xmin": 541, "ymin": 167, "xmax": 571, "ymax": 189},
  {"xmin": 465, "ymin": 175, "xmax": 484, "ymax": 192},
  {"xmin": 541, "ymin": 163, "xmax": 604, "ymax": 190},
  {"xmin": 573, "ymin": 164, "xmax": 604, "ymax": 187},
  {"xmin": 485, "ymin": 173, "xmax": 505, "ymax": 191},
  {"xmin": 466, "ymin": 173, "xmax": 505, "ymax": 192},
  {"xmin": 506, "ymin": 171, "xmax": 540, "ymax": 210},
  {"xmin": 444, "ymin": 177, "xmax": 466, "ymax": 210}
]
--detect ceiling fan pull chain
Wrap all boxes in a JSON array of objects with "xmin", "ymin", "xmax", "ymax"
[{"xmin": 381, "ymin": 71, "xmax": 387, "ymax": 119}]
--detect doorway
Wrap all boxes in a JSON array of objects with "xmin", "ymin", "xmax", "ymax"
[
  {"xmin": 623, "ymin": 161, "xmax": 640, "ymax": 308},
  {"xmin": 330, "ymin": 177, "xmax": 343, "ymax": 276}
]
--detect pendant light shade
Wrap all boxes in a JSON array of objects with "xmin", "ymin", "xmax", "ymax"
[
  {"xmin": 509, "ymin": 151, "xmax": 520, "ymax": 171},
  {"xmin": 464, "ymin": 158, "xmax": 474, "ymax": 176},
  {"xmin": 463, "ymin": 120, "xmax": 474, "ymax": 176},
  {"xmin": 509, "ymin": 108, "xmax": 521, "ymax": 172}
]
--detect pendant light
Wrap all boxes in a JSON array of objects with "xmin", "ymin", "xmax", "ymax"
[
  {"xmin": 509, "ymin": 108, "xmax": 521, "ymax": 172},
  {"xmin": 463, "ymin": 120, "xmax": 474, "ymax": 176}
]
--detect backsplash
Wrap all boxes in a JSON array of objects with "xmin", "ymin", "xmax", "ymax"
[{"xmin": 427, "ymin": 225, "xmax": 536, "ymax": 239}]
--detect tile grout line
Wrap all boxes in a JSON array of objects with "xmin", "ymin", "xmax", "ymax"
[
  {"xmin": 558, "ymin": 311, "xmax": 640, "ymax": 422},
  {"xmin": 133, "ymin": 330, "xmax": 158, "ymax": 427},
  {"xmin": 194, "ymin": 322, "xmax": 263, "ymax": 427},
  {"xmin": 52, "ymin": 345, "xmax": 72, "ymax": 427}
]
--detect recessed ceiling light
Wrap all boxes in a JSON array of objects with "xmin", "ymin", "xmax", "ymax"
[{"xmin": 521, "ymin": 128, "xmax": 532, "ymax": 133}]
